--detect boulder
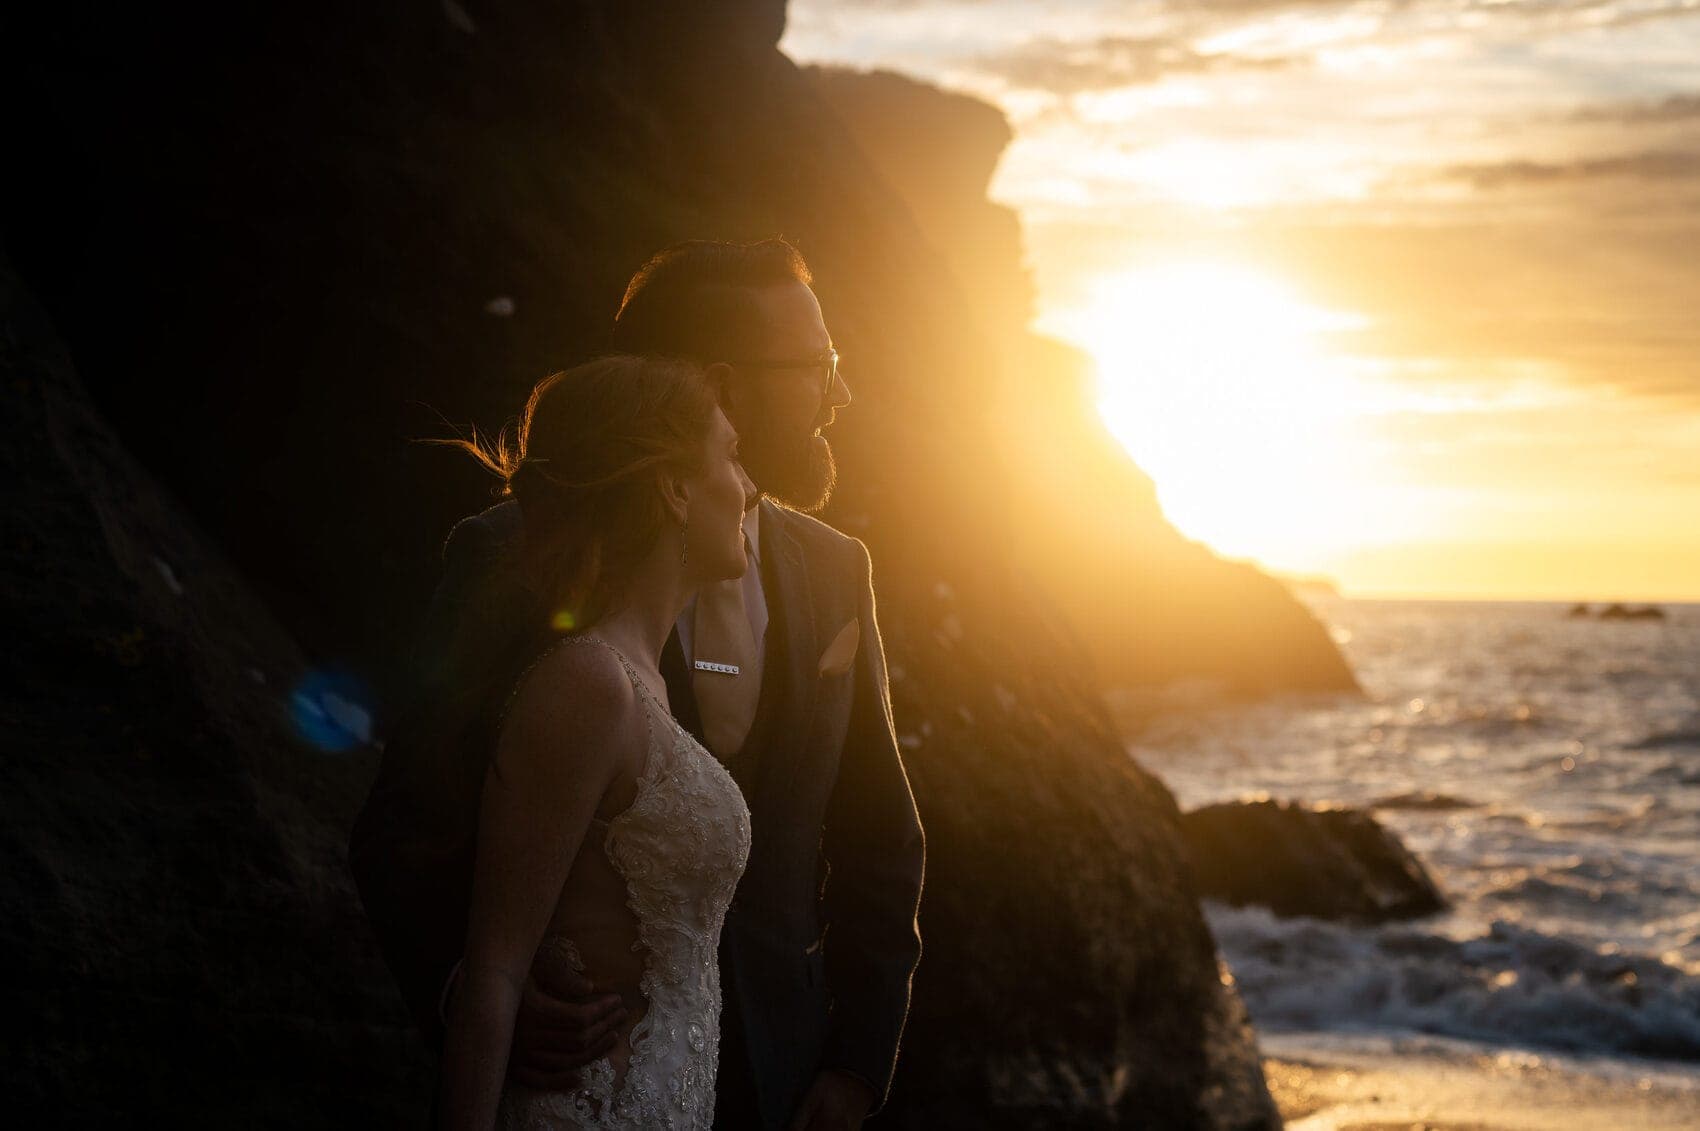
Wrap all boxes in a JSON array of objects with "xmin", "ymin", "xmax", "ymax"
[
  {"xmin": 1181, "ymin": 800, "xmax": 1447, "ymax": 923},
  {"xmin": 877, "ymin": 574, "xmax": 1280, "ymax": 1127}
]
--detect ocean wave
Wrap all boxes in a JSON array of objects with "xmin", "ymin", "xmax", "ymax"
[
  {"xmin": 1209, "ymin": 904, "xmax": 1700, "ymax": 1062},
  {"xmin": 1461, "ymin": 857, "xmax": 1697, "ymax": 903},
  {"xmin": 1477, "ymin": 870, "xmax": 1640, "ymax": 914}
]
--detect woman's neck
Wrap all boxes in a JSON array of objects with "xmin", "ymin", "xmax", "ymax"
[{"xmin": 592, "ymin": 548, "xmax": 692, "ymax": 673}]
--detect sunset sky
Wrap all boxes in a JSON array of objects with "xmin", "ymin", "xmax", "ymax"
[{"xmin": 783, "ymin": 0, "xmax": 1700, "ymax": 602}]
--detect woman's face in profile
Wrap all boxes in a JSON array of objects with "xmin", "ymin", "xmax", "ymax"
[{"xmin": 686, "ymin": 407, "xmax": 757, "ymax": 582}]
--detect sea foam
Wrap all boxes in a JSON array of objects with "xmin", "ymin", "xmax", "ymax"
[{"xmin": 1211, "ymin": 903, "xmax": 1700, "ymax": 1062}]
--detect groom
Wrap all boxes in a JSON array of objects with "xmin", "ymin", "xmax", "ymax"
[{"xmin": 351, "ymin": 239, "xmax": 925, "ymax": 1130}]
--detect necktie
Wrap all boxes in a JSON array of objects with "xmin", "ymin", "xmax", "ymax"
[{"xmin": 692, "ymin": 538, "xmax": 761, "ymax": 759}]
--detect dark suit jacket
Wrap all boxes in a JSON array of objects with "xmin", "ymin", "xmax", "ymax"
[{"xmin": 349, "ymin": 498, "xmax": 925, "ymax": 1128}]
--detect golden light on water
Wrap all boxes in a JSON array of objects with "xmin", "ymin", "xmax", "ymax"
[{"xmin": 1044, "ymin": 262, "xmax": 1411, "ymax": 572}]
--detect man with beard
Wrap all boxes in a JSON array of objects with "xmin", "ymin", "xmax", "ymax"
[{"xmin": 351, "ymin": 239, "xmax": 925, "ymax": 1131}]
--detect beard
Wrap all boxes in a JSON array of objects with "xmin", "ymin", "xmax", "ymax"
[{"xmin": 744, "ymin": 429, "xmax": 837, "ymax": 513}]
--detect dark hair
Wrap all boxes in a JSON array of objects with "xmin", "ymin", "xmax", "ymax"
[
  {"xmin": 443, "ymin": 355, "xmax": 718, "ymax": 630},
  {"xmin": 612, "ymin": 238, "xmax": 812, "ymax": 361}
]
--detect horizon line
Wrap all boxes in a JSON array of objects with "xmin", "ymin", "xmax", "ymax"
[{"xmin": 1319, "ymin": 590, "xmax": 1700, "ymax": 606}]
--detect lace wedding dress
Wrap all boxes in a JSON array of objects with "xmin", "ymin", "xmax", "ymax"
[{"xmin": 497, "ymin": 637, "xmax": 752, "ymax": 1130}]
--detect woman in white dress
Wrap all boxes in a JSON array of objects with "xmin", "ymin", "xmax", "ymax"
[{"xmin": 437, "ymin": 355, "xmax": 756, "ymax": 1130}]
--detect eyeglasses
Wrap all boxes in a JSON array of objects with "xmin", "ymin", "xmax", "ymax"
[{"xmin": 731, "ymin": 348, "xmax": 839, "ymax": 399}]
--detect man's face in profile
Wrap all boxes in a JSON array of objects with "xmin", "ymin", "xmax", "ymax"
[{"xmin": 722, "ymin": 280, "xmax": 851, "ymax": 513}]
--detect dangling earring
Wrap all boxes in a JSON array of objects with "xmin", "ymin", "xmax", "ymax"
[{"xmin": 680, "ymin": 516, "xmax": 689, "ymax": 567}]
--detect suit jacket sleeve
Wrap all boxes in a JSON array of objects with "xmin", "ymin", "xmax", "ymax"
[
  {"xmin": 818, "ymin": 539, "xmax": 925, "ymax": 1107},
  {"xmin": 348, "ymin": 509, "xmax": 522, "ymax": 1042}
]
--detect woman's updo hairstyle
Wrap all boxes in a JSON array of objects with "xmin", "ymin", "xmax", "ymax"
[{"xmin": 449, "ymin": 354, "xmax": 718, "ymax": 631}]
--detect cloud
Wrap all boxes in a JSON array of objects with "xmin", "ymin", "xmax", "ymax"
[
  {"xmin": 1573, "ymin": 92, "xmax": 1700, "ymax": 124},
  {"xmin": 1587, "ymin": 0, "xmax": 1700, "ymax": 31},
  {"xmin": 1164, "ymin": 0, "xmax": 1372, "ymax": 11},
  {"xmin": 973, "ymin": 34, "xmax": 1298, "ymax": 94},
  {"xmin": 1163, "ymin": 0, "xmax": 1698, "ymax": 22},
  {"xmin": 1440, "ymin": 150, "xmax": 1700, "ymax": 189}
]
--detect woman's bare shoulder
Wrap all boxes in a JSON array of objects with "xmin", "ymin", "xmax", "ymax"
[{"xmin": 496, "ymin": 638, "xmax": 646, "ymax": 786}]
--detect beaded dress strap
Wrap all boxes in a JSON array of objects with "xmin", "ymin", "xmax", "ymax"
[{"xmin": 550, "ymin": 633, "xmax": 649, "ymax": 696}]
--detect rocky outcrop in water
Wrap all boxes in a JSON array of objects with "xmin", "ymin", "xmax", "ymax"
[
  {"xmin": 1370, "ymin": 791, "xmax": 1479, "ymax": 812},
  {"xmin": 4, "ymin": 3, "xmax": 1290, "ymax": 1126},
  {"xmin": 1598, "ymin": 604, "xmax": 1667, "ymax": 621},
  {"xmin": 1571, "ymin": 603, "xmax": 1668, "ymax": 621},
  {"xmin": 1181, "ymin": 800, "xmax": 1447, "ymax": 923}
]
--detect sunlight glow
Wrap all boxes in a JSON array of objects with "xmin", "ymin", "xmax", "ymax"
[
  {"xmin": 784, "ymin": 0, "xmax": 1700, "ymax": 600},
  {"xmin": 1114, "ymin": 141, "xmax": 1274, "ymax": 210},
  {"xmin": 1042, "ymin": 262, "xmax": 1407, "ymax": 570}
]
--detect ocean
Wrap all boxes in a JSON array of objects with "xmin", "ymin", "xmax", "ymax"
[{"xmin": 1119, "ymin": 598, "xmax": 1700, "ymax": 1127}]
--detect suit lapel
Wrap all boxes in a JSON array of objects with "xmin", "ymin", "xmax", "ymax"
[
  {"xmin": 734, "ymin": 501, "xmax": 817, "ymax": 788},
  {"xmin": 660, "ymin": 629, "xmax": 704, "ymax": 743}
]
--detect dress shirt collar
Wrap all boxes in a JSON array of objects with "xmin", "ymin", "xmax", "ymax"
[{"xmin": 743, "ymin": 504, "xmax": 762, "ymax": 564}]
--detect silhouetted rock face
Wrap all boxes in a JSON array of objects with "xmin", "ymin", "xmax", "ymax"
[
  {"xmin": 810, "ymin": 67, "xmax": 1358, "ymax": 697},
  {"xmin": 5, "ymin": 3, "xmax": 1279, "ymax": 1126},
  {"xmin": 878, "ymin": 576, "xmax": 1279, "ymax": 1128},
  {"xmin": 0, "ymin": 258, "xmax": 427, "ymax": 1124},
  {"xmin": 1181, "ymin": 800, "xmax": 1447, "ymax": 923},
  {"xmin": 809, "ymin": 68, "xmax": 1032, "ymax": 346}
]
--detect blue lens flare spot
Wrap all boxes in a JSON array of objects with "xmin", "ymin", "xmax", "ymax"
[{"xmin": 289, "ymin": 667, "xmax": 375, "ymax": 753}]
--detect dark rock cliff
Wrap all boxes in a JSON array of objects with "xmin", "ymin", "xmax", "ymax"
[
  {"xmin": 0, "ymin": 259, "xmax": 423, "ymax": 1124},
  {"xmin": 811, "ymin": 67, "xmax": 1357, "ymax": 697},
  {"xmin": 5, "ymin": 3, "xmax": 1284, "ymax": 1126}
]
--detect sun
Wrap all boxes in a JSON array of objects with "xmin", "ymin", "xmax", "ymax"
[{"xmin": 1041, "ymin": 261, "xmax": 1394, "ymax": 571}]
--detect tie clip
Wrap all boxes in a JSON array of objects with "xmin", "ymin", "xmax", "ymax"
[{"xmin": 694, "ymin": 660, "xmax": 741, "ymax": 675}]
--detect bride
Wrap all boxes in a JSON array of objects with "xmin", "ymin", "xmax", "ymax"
[{"xmin": 437, "ymin": 355, "xmax": 757, "ymax": 1130}]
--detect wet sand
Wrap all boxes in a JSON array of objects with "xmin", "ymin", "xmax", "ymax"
[{"xmin": 1262, "ymin": 1032, "xmax": 1700, "ymax": 1131}]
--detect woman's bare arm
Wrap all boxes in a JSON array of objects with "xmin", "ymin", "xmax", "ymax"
[{"xmin": 437, "ymin": 645, "xmax": 644, "ymax": 1130}]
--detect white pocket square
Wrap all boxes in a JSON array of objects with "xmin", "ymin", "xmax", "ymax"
[{"xmin": 818, "ymin": 618, "xmax": 860, "ymax": 676}]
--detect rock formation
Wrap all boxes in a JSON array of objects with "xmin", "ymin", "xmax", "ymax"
[
  {"xmin": 810, "ymin": 66, "xmax": 1358, "ymax": 697},
  {"xmin": 0, "ymin": 258, "xmax": 425, "ymax": 1124},
  {"xmin": 1180, "ymin": 800, "xmax": 1447, "ymax": 923},
  {"xmin": 1596, "ymin": 604, "xmax": 1666, "ymax": 621},
  {"xmin": 1370, "ymin": 790, "xmax": 1478, "ymax": 812},
  {"xmin": 2, "ymin": 3, "xmax": 1296, "ymax": 1125}
]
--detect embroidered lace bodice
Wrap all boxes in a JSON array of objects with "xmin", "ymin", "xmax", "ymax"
[{"xmin": 498, "ymin": 636, "xmax": 752, "ymax": 1130}]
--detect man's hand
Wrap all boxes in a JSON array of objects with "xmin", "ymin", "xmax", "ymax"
[
  {"xmin": 505, "ymin": 961, "xmax": 627, "ymax": 1090},
  {"xmin": 788, "ymin": 1069, "xmax": 876, "ymax": 1131}
]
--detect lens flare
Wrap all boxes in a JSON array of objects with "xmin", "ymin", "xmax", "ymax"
[{"xmin": 289, "ymin": 667, "xmax": 375, "ymax": 753}]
